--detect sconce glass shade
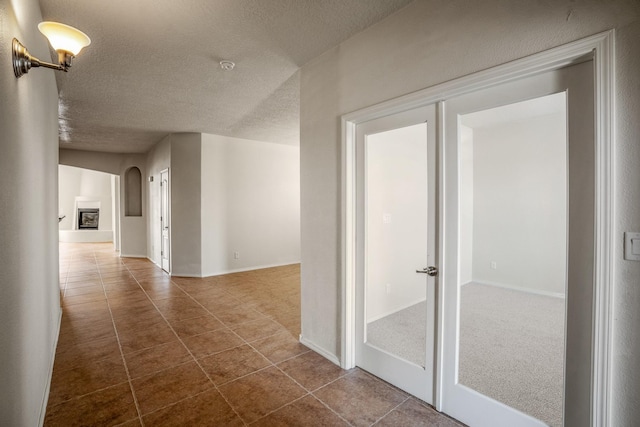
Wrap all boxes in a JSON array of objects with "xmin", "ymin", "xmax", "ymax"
[{"xmin": 38, "ymin": 21, "xmax": 90, "ymax": 56}]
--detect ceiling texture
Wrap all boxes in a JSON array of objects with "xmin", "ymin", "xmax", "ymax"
[{"xmin": 39, "ymin": 0, "xmax": 414, "ymax": 153}]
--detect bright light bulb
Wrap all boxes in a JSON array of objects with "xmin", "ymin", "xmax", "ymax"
[{"xmin": 38, "ymin": 21, "xmax": 90, "ymax": 56}]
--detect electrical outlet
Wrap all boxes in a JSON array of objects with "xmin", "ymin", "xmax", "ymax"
[
  {"xmin": 234, "ymin": 251, "xmax": 240, "ymax": 260},
  {"xmin": 386, "ymin": 283, "xmax": 391, "ymax": 294},
  {"xmin": 490, "ymin": 261, "xmax": 497, "ymax": 270}
]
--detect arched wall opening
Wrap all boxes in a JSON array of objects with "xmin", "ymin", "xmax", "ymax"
[{"xmin": 125, "ymin": 166, "xmax": 143, "ymax": 217}]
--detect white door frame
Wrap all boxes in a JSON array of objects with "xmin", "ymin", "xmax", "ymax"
[
  {"xmin": 160, "ymin": 168, "xmax": 171, "ymax": 273},
  {"xmin": 341, "ymin": 31, "xmax": 613, "ymax": 426}
]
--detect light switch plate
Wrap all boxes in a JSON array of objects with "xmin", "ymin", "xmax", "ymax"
[{"xmin": 624, "ymin": 232, "xmax": 640, "ymax": 261}]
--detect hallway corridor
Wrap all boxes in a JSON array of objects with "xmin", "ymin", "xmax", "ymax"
[{"xmin": 45, "ymin": 243, "xmax": 460, "ymax": 426}]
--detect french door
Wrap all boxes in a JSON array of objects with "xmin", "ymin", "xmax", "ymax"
[
  {"xmin": 355, "ymin": 105, "xmax": 438, "ymax": 403},
  {"xmin": 440, "ymin": 59, "xmax": 595, "ymax": 427},
  {"xmin": 160, "ymin": 168, "xmax": 171, "ymax": 273},
  {"xmin": 352, "ymin": 59, "xmax": 595, "ymax": 426}
]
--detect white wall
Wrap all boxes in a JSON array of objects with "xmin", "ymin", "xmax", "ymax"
[
  {"xmin": 145, "ymin": 133, "xmax": 300, "ymax": 277},
  {"xmin": 0, "ymin": 0, "xmax": 61, "ymax": 424},
  {"xmin": 200, "ymin": 135, "xmax": 227, "ymax": 274},
  {"xmin": 201, "ymin": 134, "xmax": 300, "ymax": 276},
  {"xmin": 366, "ymin": 125, "xmax": 428, "ymax": 321},
  {"xmin": 170, "ymin": 133, "xmax": 202, "ymax": 276},
  {"xmin": 299, "ymin": 1, "xmax": 640, "ymax": 424},
  {"xmin": 470, "ymin": 113, "xmax": 566, "ymax": 295},
  {"xmin": 58, "ymin": 165, "xmax": 114, "ymax": 233}
]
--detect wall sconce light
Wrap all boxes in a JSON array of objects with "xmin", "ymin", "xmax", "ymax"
[{"xmin": 12, "ymin": 21, "xmax": 91, "ymax": 78}]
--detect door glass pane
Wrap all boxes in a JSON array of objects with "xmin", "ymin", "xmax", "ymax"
[
  {"xmin": 457, "ymin": 92, "xmax": 567, "ymax": 426},
  {"xmin": 365, "ymin": 123, "xmax": 428, "ymax": 368}
]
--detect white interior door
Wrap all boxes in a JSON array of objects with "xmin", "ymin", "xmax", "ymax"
[
  {"xmin": 355, "ymin": 105, "xmax": 437, "ymax": 403},
  {"xmin": 440, "ymin": 60, "xmax": 595, "ymax": 426},
  {"xmin": 160, "ymin": 169, "xmax": 170, "ymax": 273}
]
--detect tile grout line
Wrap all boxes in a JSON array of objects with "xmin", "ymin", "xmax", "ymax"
[
  {"xmin": 171, "ymin": 277, "xmax": 353, "ymax": 426},
  {"xmin": 120, "ymin": 262, "xmax": 249, "ymax": 426},
  {"xmin": 64, "ymin": 251, "xmax": 308, "ymax": 425},
  {"xmin": 92, "ymin": 248, "xmax": 146, "ymax": 426},
  {"xmin": 168, "ymin": 275, "xmax": 316, "ymax": 424},
  {"xmin": 369, "ymin": 395, "xmax": 411, "ymax": 426},
  {"xmin": 251, "ymin": 364, "xmax": 356, "ymax": 427},
  {"xmin": 54, "ymin": 247, "xmax": 440, "ymax": 426}
]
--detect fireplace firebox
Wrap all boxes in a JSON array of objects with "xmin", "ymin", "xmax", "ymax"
[{"xmin": 78, "ymin": 208, "xmax": 99, "ymax": 230}]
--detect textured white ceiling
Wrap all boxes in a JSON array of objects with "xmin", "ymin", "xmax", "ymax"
[{"xmin": 39, "ymin": 0, "xmax": 414, "ymax": 153}]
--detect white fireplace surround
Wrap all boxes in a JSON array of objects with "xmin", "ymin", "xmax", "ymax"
[
  {"xmin": 59, "ymin": 197, "xmax": 112, "ymax": 243},
  {"xmin": 74, "ymin": 198, "xmax": 101, "ymax": 230}
]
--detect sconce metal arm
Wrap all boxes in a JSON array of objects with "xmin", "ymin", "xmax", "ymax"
[{"xmin": 12, "ymin": 38, "xmax": 72, "ymax": 78}]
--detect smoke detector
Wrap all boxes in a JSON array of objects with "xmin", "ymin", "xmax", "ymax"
[{"xmin": 220, "ymin": 60, "xmax": 235, "ymax": 71}]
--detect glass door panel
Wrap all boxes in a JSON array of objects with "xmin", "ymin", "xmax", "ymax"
[
  {"xmin": 355, "ymin": 104, "xmax": 437, "ymax": 404},
  {"xmin": 365, "ymin": 123, "xmax": 429, "ymax": 368},
  {"xmin": 457, "ymin": 93, "xmax": 567, "ymax": 427}
]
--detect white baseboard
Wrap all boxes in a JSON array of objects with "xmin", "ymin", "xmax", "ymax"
[
  {"xmin": 299, "ymin": 335, "xmax": 341, "ymax": 367},
  {"xmin": 39, "ymin": 307, "xmax": 62, "ymax": 426},
  {"xmin": 150, "ymin": 262, "xmax": 301, "ymax": 278},
  {"xmin": 469, "ymin": 280, "xmax": 566, "ymax": 299},
  {"xmin": 171, "ymin": 273, "xmax": 203, "ymax": 278},
  {"xmin": 367, "ymin": 298, "xmax": 427, "ymax": 323},
  {"xmin": 58, "ymin": 230, "xmax": 113, "ymax": 243},
  {"xmin": 119, "ymin": 253, "xmax": 147, "ymax": 258},
  {"xmin": 201, "ymin": 261, "xmax": 300, "ymax": 278}
]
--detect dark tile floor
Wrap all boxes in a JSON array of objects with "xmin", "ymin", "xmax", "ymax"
[{"xmin": 45, "ymin": 242, "xmax": 462, "ymax": 426}]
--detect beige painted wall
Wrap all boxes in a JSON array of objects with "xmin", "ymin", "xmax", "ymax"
[
  {"xmin": 365, "ymin": 125, "xmax": 428, "ymax": 321},
  {"xmin": 58, "ymin": 165, "xmax": 114, "ymax": 233},
  {"xmin": 0, "ymin": 0, "xmax": 61, "ymax": 424},
  {"xmin": 470, "ymin": 113, "xmax": 567, "ymax": 295},
  {"xmin": 169, "ymin": 133, "xmax": 203, "ymax": 276},
  {"xmin": 59, "ymin": 149, "xmax": 147, "ymax": 256},
  {"xmin": 201, "ymin": 134, "xmax": 301, "ymax": 276},
  {"xmin": 145, "ymin": 133, "xmax": 300, "ymax": 277},
  {"xmin": 299, "ymin": 1, "xmax": 640, "ymax": 424}
]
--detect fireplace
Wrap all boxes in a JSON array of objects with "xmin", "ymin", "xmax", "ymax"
[{"xmin": 78, "ymin": 208, "xmax": 99, "ymax": 230}]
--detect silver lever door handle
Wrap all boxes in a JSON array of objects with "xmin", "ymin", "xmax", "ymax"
[{"xmin": 416, "ymin": 266, "xmax": 438, "ymax": 277}]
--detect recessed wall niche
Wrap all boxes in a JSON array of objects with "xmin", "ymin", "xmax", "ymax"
[{"xmin": 125, "ymin": 166, "xmax": 142, "ymax": 216}]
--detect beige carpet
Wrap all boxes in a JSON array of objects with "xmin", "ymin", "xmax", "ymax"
[{"xmin": 367, "ymin": 282, "xmax": 565, "ymax": 426}]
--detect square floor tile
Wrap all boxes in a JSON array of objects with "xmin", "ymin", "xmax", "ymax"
[
  {"xmin": 48, "ymin": 354, "xmax": 129, "ymax": 406},
  {"xmin": 252, "ymin": 394, "xmax": 350, "ymax": 426},
  {"xmin": 141, "ymin": 388, "xmax": 243, "ymax": 426},
  {"xmin": 53, "ymin": 335, "xmax": 121, "ymax": 372},
  {"xmin": 251, "ymin": 331, "xmax": 309, "ymax": 363},
  {"xmin": 313, "ymin": 370, "xmax": 407, "ymax": 427},
  {"xmin": 56, "ymin": 320, "xmax": 117, "ymax": 350},
  {"xmin": 117, "ymin": 323, "xmax": 178, "ymax": 354},
  {"xmin": 278, "ymin": 350, "xmax": 349, "ymax": 391},
  {"xmin": 181, "ymin": 329, "xmax": 244, "ymax": 359},
  {"xmin": 375, "ymin": 398, "xmax": 464, "ymax": 426},
  {"xmin": 131, "ymin": 361, "xmax": 213, "ymax": 415},
  {"xmin": 199, "ymin": 344, "xmax": 271, "ymax": 385},
  {"xmin": 231, "ymin": 318, "xmax": 286, "ymax": 342},
  {"xmin": 45, "ymin": 383, "xmax": 137, "ymax": 427},
  {"xmin": 124, "ymin": 341, "xmax": 192, "ymax": 379},
  {"xmin": 169, "ymin": 314, "xmax": 225, "ymax": 338},
  {"xmin": 218, "ymin": 366, "xmax": 306, "ymax": 423}
]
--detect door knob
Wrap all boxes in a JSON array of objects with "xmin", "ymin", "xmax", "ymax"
[{"xmin": 416, "ymin": 266, "xmax": 438, "ymax": 276}]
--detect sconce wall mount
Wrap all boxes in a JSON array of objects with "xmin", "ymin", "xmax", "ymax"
[{"xmin": 12, "ymin": 22, "xmax": 90, "ymax": 79}]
